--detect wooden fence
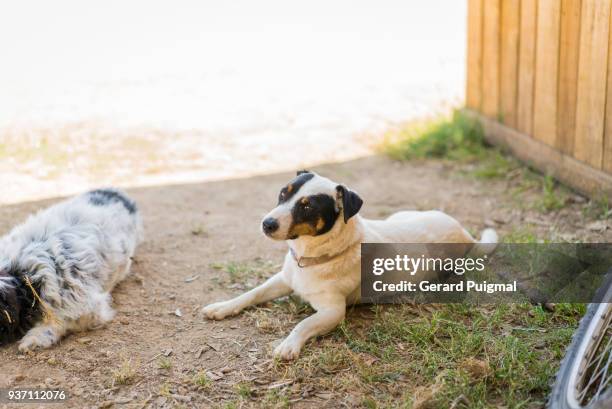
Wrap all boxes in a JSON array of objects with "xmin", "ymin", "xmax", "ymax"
[{"xmin": 465, "ymin": 0, "xmax": 612, "ymax": 196}]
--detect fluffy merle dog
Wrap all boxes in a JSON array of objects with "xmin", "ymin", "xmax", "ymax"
[{"xmin": 0, "ymin": 189, "xmax": 142, "ymax": 352}]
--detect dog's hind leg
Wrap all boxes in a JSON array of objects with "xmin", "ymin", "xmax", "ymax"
[
  {"xmin": 202, "ymin": 272, "xmax": 291, "ymax": 320},
  {"xmin": 105, "ymin": 259, "xmax": 133, "ymax": 291},
  {"xmin": 74, "ymin": 291, "xmax": 116, "ymax": 330},
  {"xmin": 274, "ymin": 294, "xmax": 346, "ymax": 360}
]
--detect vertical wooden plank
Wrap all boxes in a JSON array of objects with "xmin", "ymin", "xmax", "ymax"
[
  {"xmin": 499, "ymin": 0, "xmax": 520, "ymax": 127},
  {"xmin": 605, "ymin": 6, "xmax": 612, "ymax": 173},
  {"xmin": 533, "ymin": 0, "xmax": 561, "ymax": 145},
  {"xmin": 467, "ymin": 0, "xmax": 484, "ymax": 111},
  {"xmin": 574, "ymin": 0, "xmax": 611, "ymax": 169},
  {"xmin": 517, "ymin": 0, "xmax": 538, "ymax": 136},
  {"xmin": 557, "ymin": 0, "xmax": 582, "ymax": 155},
  {"xmin": 482, "ymin": 0, "xmax": 501, "ymax": 118}
]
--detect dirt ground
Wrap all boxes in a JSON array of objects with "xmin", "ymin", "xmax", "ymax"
[{"xmin": 0, "ymin": 155, "xmax": 609, "ymax": 409}]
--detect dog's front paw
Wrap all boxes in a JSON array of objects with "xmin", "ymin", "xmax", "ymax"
[
  {"xmin": 18, "ymin": 328, "xmax": 58, "ymax": 353},
  {"xmin": 202, "ymin": 300, "xmax": 241, "ymax": 320},
  {"xmin": 273, "ymin": 336, "xmax": 303, "ymax": 361}
]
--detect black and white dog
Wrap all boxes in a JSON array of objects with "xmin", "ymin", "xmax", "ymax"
[
  {"xmin": 0, "ymin": 189, "xmax": 142, "ymax": 352},
  {"xmin": 203, "ymin": 171, "xmax": 497, "ymax": 360}
]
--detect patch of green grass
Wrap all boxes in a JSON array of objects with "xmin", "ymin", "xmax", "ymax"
[
  {"xmin": 262, "ymin": 389, "xmax": 290, "ymax": 408},
  {"xmin": 535, "ymin": 175, "xmax": 567, "ymax": 213},
  {"xmin": 513, "ymin": 168, "xmax": 542, "ymax": 193},
  {"xmin": 503, "ymin": 227, "xmax": 540, "ymax": 243},
  {"xmin": 381, "ymin": 111, "xmax": 487, "ymax": 161},
  {"xmin": 361, "ymin": 396, "xmax": 378, "ymax": 409},
  {"xmin": 583, "ymin": 193, "xmax": 611, "ymax": 220},
  {"xmin": 509, "ymin": 169, "xmax": 573, "ymax": 214},
  {"xmin": 471, "ymin": 150, "xmax": 518, "ymax": 180},
  {"xmin": 210, "ymin": 258, "xmax": 276, "ymax": 284},
  {"xmin": 413, "ymin": 305, "xmax": 576, "ymax": 406},
  {"xmin": 192, "ymin": 371, "xmax": 211, "ymax": 388},
  {"xmin": 381, "ymin": 111, "xmax": 521, "ymax": 183},
  {"xmin": 234, "ymin": 382, "xmax": 254, "ymax": 399},
  {"xmin": 224, "ymin": 262, "xmax": 251, "ymax": 282},
  {"xmin": 523, "ymin": 303, "xmax": 586, "ymax": 328},
  {"xmin": 272, "ymin": 303, "xmax": 583, "ymax": 408},
  {"xmin": 380, "ymin": 111, "xmax": 580, "ymax": 217}
]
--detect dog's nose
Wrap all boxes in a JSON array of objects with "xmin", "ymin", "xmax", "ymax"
[{"xmin": 262, "ymin": 217, "xmax": 279, "ymax": 234}]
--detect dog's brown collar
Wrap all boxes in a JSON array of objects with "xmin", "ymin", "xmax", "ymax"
[{"xmin": 289, "ymin": 241, "xmax": 360, "ymax": 268}]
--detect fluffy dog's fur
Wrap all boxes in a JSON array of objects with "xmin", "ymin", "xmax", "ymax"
[
  {"xmin": 0, "ymin": 189, "xmax": 142, "ymax": 352},
  {"xmin": 203, "ymin": 171, "xmax": 498, "ymax": 360}
]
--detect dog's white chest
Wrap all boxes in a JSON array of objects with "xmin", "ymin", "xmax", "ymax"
[{"xmin": 282, "ymin": 252, "xmax": 361, "ymax": 307}]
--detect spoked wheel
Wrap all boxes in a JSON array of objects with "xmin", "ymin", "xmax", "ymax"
[{"xmin": 548, "ymin": 285, "xmax": 612, "ymax": 409}]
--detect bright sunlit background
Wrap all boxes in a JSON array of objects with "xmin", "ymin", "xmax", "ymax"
[{"xmin": 0, "ymin": 0, "xmax": 466, "ymax": 204}]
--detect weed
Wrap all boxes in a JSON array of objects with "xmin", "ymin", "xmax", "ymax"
[
  {"xmin": 362, "ymin": 396, "xmax": 377, "ymax": 409},
  {"xmin": 111, "ymin": 359, "xmax": 137, "ymax": 385},
  {"xmin": 503, "ymin": 227, "xmax": 540, "ymax": 243},
  {"xmin": 583, "ymin": 193, "xmax": 611, "ymax": 220},
  {"xmin": 234, "ymin": 382, "xmax": 253, "ymax": 399},
  {"xmin": 535, "ymin": 175, "xmax": 567, "ymax": 212},
  {"xmin": 262, "ymin": 389, "xmax": 290, "ymax": 408},
  {"xmin": 190, "ymin": 225, "xmax": 208, "ymax": 236},
  {"xmin": 471, "ymin": 150, "xmax": 518, "ymax": 179},
  {"xmin": 158, "ymin": 382, "xmax": 171, "ymax": 396},
  {"xmin": 225, "ymin": 262, "xmax": 251, "ymax": 282},
  {"xmin": 192, "ymin": 371, "xmax": 210, "ymax": 388},
  {"xmin": 157, "ymin": 357, "xmax": 172, "ymax": 370},
  {"xmin": 210, "ymin": 259, "xmax": 276, "ymax": 284}
]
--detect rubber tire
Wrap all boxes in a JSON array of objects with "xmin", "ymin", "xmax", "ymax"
[{"xmin": 547, "ymin": 303, "xmax": 606, "ymax": 409}]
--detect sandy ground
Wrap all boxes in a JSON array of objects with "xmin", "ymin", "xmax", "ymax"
[{"xmin": 0, "ymin": 155, "xmax": 609, "ymax": 408}]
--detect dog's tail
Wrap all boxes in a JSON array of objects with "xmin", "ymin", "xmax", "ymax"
[{"xmin": 470, "ymin": 228, "xmax": 498, "ymax": 257}]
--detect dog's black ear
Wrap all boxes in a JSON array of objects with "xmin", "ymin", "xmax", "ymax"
[
  {"xmin": 336, "ymin": 185, "xmax": 363, "ymax": 223},
  {"xmin": 296, "ymin": 170, "xmax": 310, "ymax": 176}
]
